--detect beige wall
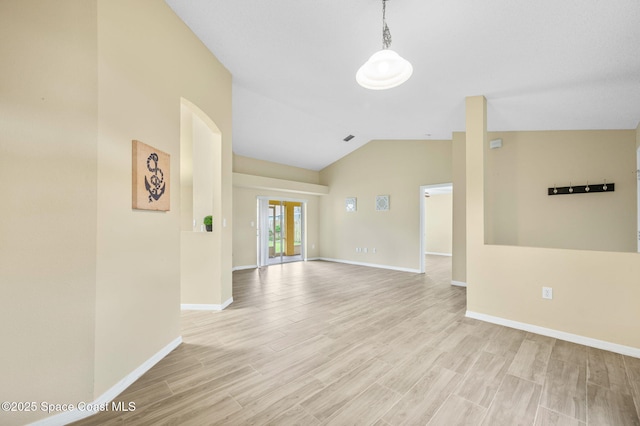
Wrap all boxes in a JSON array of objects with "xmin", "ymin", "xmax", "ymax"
[
  {"xmin": 232, "ymin": 156, "xmax": 322, "ymax": 268},
  {"xmin": 0, "ymin": 1, "xmax": 232, "ymax": 423},
  {"xmin": 234, "ymin": 154, "xmax": 321, "ymax": 184},
  {"xmin": 0, "ymin": 2, "xmax": 97, "ymax": 424},
  {"xmin": 485, "ymin": 130, "xmax": 637, "ymax": 252},
  {"xmin": 466, "ymin": 96, "xmax": 640, "ymax": 351},
  {"xmin": 95, "ymin": 0, "xmax": 233, "ymax": 396},
  {"xmin": 425, "ymin": 194, "xmax": 453, "ymax": 255},
  {"xmin": 319, "ymin": 140, "xmax": 453, "ymax": 271},
  {"xmin": 189, "ymin": 107, "xmax": 218, "ymax": 231},
  {"xmin": 452, "ymin": 132, "xmax": 467, "ymax": 283}
]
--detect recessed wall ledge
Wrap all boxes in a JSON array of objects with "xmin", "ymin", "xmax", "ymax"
[{"xmin": 233, "ymin": 172, "xmax": 329, "ymax": 195}]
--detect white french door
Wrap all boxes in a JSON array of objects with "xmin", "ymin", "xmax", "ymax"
[{"xmin": 257, "ymin": 197, "xmax": 306, "ymax": 266}]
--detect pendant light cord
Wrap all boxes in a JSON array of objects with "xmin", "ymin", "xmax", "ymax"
[{"xmin": 382, "ymin": 0, "xmax": 392, "ymax": 49}]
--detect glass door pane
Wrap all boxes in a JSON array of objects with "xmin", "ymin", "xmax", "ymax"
[
  {"xmin": 268, "ymin": 202, "xmax": 284, "ymax": 262},
  {"xmin": 294, "ymin": 205, "xmax": 302, "ymax": 255}
]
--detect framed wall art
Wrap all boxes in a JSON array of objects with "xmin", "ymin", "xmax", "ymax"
[
  {"xmin": 345, "ymin": 197, "xmax": 357, "ymax": 212},
  {"xmin": 375, "ymin": 195, "xmax": 390, "ymax": 211},
  {"xmin": 132, "ymin": 140, "xmax": 170, "ymax": 211}
]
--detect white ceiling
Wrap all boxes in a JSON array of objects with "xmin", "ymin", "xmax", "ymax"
[{"xmin": 166, "ymin": 0, "xmax": 640, "ymax": 171}]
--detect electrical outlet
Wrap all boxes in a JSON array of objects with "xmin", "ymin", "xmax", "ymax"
[
  {"xmin": 372, "ymin": 248, "xmax": 376, "ymax": 254},
  {"xmin": 363, "ymin": 248, "xmax": 368, "ymax": 253},
  {"xmin": 355, "ymin": 247, "xmax": 360, "ymax": 253},
  {"xmin": 542, "ymin": 287, "xmax": 553, "ymax": 299}
]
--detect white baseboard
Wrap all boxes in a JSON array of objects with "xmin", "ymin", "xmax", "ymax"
[
  {"xmin": 232, "ymin": 265, "xmax": 257, "ymax": 271},
  {"xmin": 451, "ymin": 280, "xmax": 467, "ymax": 287},
  {"xmin": 181, "ymin": 297, "xmax": 233, "ymax": 311},
  {"xmin": 29, "ymin": 336, "xmax": 182, "ymax": 426},
  {"xmin": 318, "ymin": 257, "xmax": 420, "ymax": 274},
  {"xmin": 425, "ymin": 252, "xmax": 452, "ymax": 257},
  {"xmin": 466, "ymin": 310, "xmax": 640, "ymax": 359}
]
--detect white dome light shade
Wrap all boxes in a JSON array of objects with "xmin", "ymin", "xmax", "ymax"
[{"xmin": 356, "ymin": 49, "xmax": 413, "ymax": 90}]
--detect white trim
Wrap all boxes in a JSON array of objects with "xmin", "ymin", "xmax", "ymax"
[
  {"xmin": 181, "ymin": 297, "xmax": 233, "ymax": 311},
  {"xmin": 425, "ymin": 252, "xmax": 452, "ymax": 257},
  {"xmin": 257, "ymin": 198, "xmax": 270, "ymax": 267},
  {"xmin": 636, "ymin": 146, "xmax": 639, "ymax": 253},
  {"xmin": 318, "ymin": 257, "xmax": 420, "ymax": 274},
  {"xmin": 466, "ymin": 310, "xmax": 640, "ymax": 359},
  {"xmin": 451, "ymin": 280, "xmax": 467, "ymax": 287},
  {"xmin": 419, "ymin": 186, "xmax": 426, "ymax": 273},
  {"xmin": 232, "ymin": 264, "xmax": 257, "ymax": 271},
  {"xmin": 306, "ymin": 257, "xmax": 321, "ymax": 261},
  {"xmin": 29, "ymin": 336, "xmax": 182, "ymax": 426},
  {"xmin": 256, "ymin": 195, "xmax": 309, "ymax": 203},
  {"xmin": 422, "ymin": 182, "xmax": 454, "ymax": 194}
]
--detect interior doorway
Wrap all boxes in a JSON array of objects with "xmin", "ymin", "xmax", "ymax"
[
  {"xmin": 258, "ymin": 197, "xmax": 305, "ymax": 266},
  {"xmin": 419, "ymin": 183, "xmax": 453, "ymax": 274}
]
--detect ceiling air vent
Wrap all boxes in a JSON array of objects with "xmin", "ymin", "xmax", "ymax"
[{"xmin": 343, "ymin": 135, "xmax": 355, "ymax": 142}]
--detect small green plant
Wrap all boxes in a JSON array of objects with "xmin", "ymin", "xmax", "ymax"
[{"xmin": 203, "ymin": 215, "xmax": 213, "ymax": 232}]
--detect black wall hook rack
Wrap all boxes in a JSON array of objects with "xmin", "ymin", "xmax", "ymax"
[{"xmin": 548, "ymin": 183, "xmax": 615, "ymax": 196}]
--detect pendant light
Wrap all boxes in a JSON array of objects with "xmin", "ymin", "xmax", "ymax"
[{"xmin": 356, "ymin": 0, "xmax": 413, "ymax": 90}]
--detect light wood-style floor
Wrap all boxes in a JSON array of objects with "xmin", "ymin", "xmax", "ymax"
[{"xmin": 73, "ymin": 256, "xmax": 640, "ymax": 425}]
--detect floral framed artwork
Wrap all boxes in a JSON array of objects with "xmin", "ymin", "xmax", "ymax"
[{"xmin": 132, "ymin": 140, "xmax": 170, "ymax": 211}]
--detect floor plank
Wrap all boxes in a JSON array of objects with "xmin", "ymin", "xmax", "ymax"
[
  {"xmin": 481, "ymin": 374, "xmax": 542, "ymax": 426},
  {"xmin": 624, "ymin": 355, "xmax": 640, "ymax": 421},
  {"xmin": 508, "ymin": 336, "xmax": 555, "ymax": 384},
  {"xmin": 426, "ymin": 394, "xmax": 486, "ymax": 425},
  {"xmin": 455, "ymin": 350, "xmax": 513, "ymax": 407},
  {"xmin": 550, "ymin": 340, "xmax": 588, "ymax": 366},
  {"xmin": 299, "ymin": 358, "xmax": 390, "ymax": 422},
  {"xmin": 587, "ymin": 384, "xmax": 640, "ymax": 426},
  {"xmin": 381, "ymin": 365, "xmax": 464, "ymax": 425},
  {"xmin": 535, "ymin": 407, "xmax": 586, "ymax": 426},
  {"xmin": 540, "ymin": 358, "xmax": 587, "ymax": 422},
  {"xmin": 323, "ymin": 383, "xmax": 401, "ymax": 426},
  {"xmin": 588, "ymin": 347, "xmax": 632, "ymax": 394}
]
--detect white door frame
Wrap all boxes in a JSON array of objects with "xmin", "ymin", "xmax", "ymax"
[
  {"xmin": 419, "ymin": 183, "xmax": 453, "ymax": 273},
  {"xmin": 257, "ymin": 198, "xmax": 270, "ymax": 267},
  {"xmin": 637, "ymin": 147, "xmax": 640, "ymax": 252},
  {"xmin": 257, "ymin": 196, "xmax": 307, "ymax": 267}
]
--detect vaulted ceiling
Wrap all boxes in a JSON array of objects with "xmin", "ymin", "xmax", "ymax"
[{"xmin": 166, "ymin": 0, "xmax": 640, "ymax": 171}]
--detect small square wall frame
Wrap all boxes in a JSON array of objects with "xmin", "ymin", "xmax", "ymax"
[
  {"xmin": 346, "ymin": 197, "xmax": 357, "ymax": 212},
  {"xmin": 376, "ymin": 195, "xmax": 390, "ymax": 211}
]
